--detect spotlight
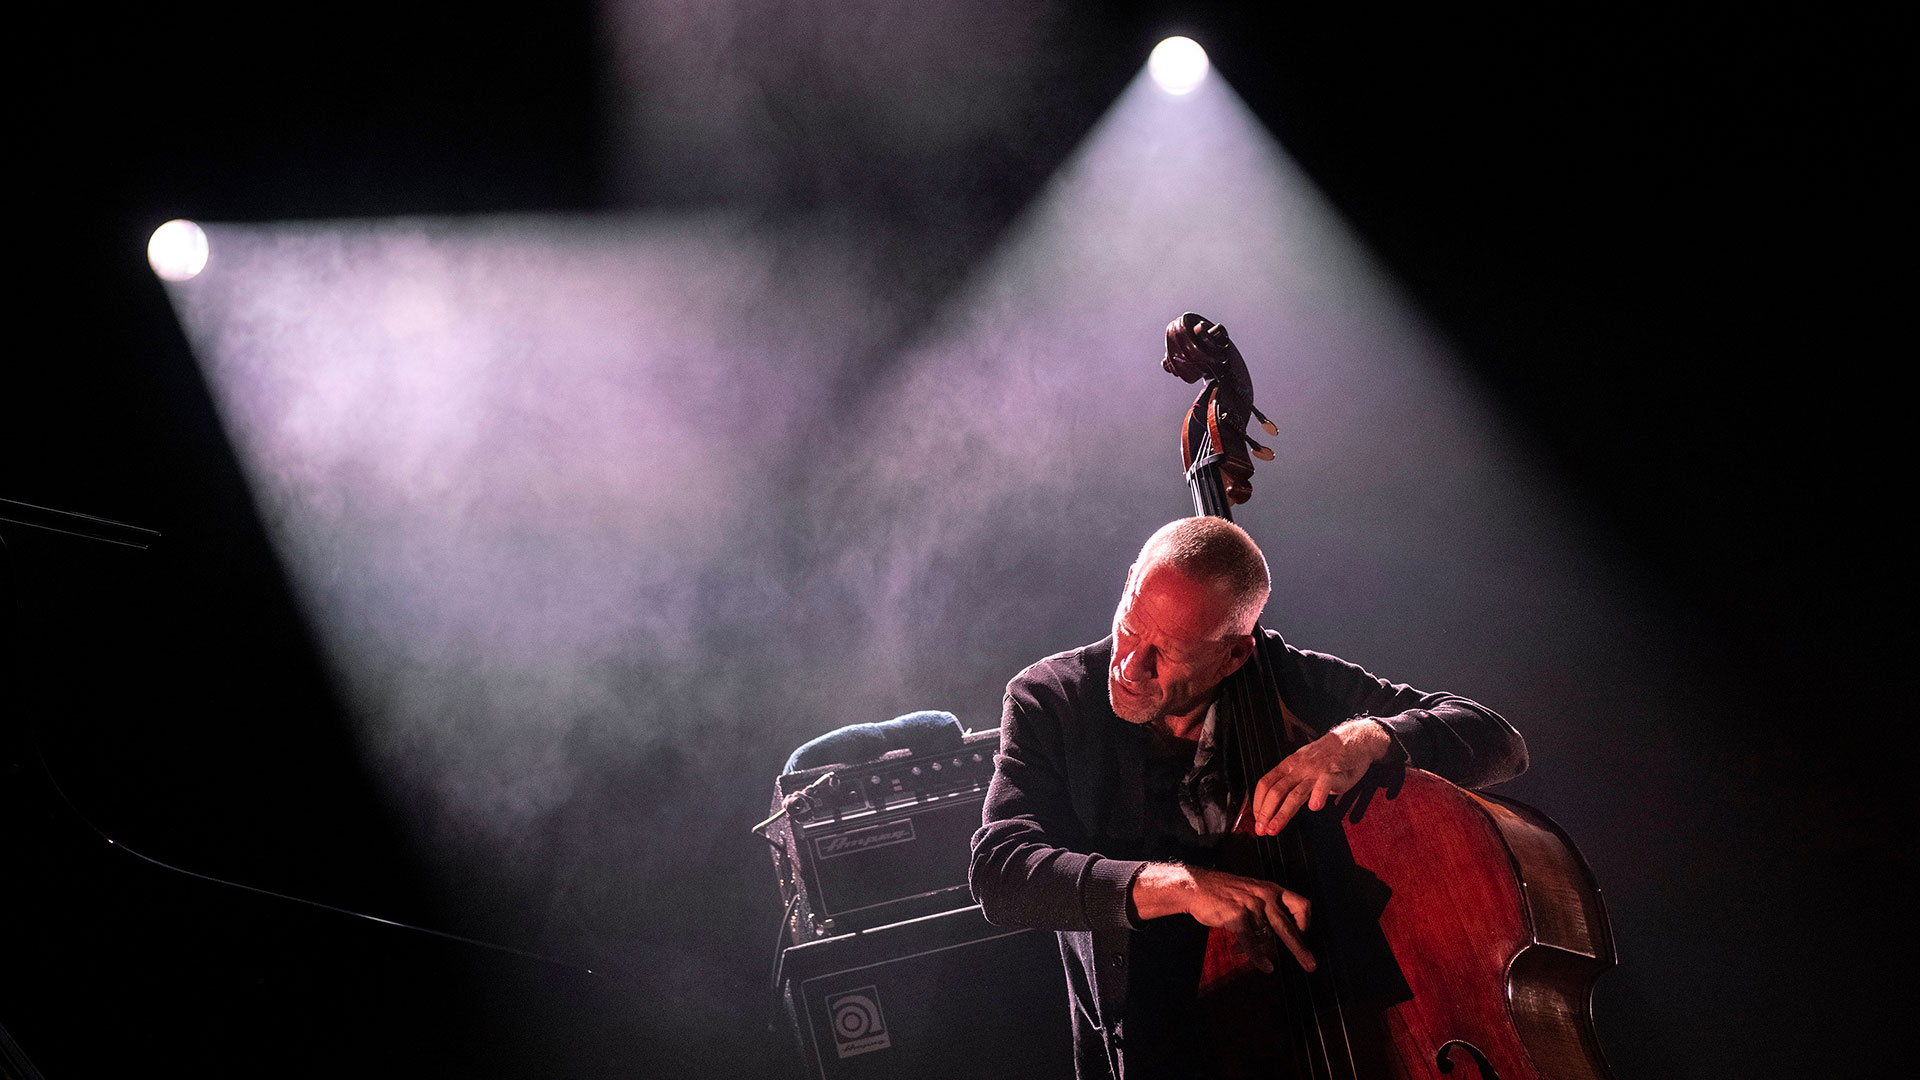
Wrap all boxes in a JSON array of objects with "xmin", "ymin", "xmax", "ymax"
[
  {"xmin": 148, "ymin": 219, "xmax": 210, "ymax": 282},
  {"xmin": 1149, "ymin": 36, "xmax": 1209, "ymax": 96}
]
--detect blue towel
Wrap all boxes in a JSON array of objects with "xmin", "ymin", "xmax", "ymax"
[{"xmin": 783, "ymin": 710, "xmax": 965, "ymax": 774}]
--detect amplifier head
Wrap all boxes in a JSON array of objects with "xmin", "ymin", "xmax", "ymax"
[{"xmin": 770, "ymin": 730, "xmax": 1000, "ymax": 939}]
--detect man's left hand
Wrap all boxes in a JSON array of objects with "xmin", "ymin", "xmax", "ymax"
[{"xmin": 1251, "ymin": 719, "xmax": 1393, "ymax": 836}]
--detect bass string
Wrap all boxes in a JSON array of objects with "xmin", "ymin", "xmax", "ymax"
[
  {"xmin": 1256, "ymin": 634, "xmax": 1382, "ymax": 1080},
  {"xmin": 1189, "ymin": 425, "xmax": 1309, "ymax": 1076},
  {"xmin": 1221, "ymin": 648, "xmax": 1322, "ymax": 1080},
  {"xmin": 1194, "ymin": 411, "xmax": 1350, "ymax": 1080},
  {"xmin": 1191, "ymin": 433, "xmax": 1332, "ymax": 1078}
]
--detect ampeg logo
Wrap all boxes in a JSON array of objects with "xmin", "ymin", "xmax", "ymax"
[
  {"xmin": 825, "ymin": 986, "xmax": 891, "ymax": 1058},
  {"xmin": 814, "ymin": 819, "xmax": 916, "ymax": 859}
]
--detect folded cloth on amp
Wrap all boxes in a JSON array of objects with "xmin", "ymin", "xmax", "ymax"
[{"xmin": 782, "ymin": 710, "xmax": 965, "ymax": 774}]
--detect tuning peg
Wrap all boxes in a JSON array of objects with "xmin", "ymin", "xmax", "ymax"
[
  {"xmin": 1251, "ymin": 405, "xmax": 1278, "ymax": 437},
  {"xmin": 1246, "ymin": 436, "xmax": 1275, "ymax": 461}
]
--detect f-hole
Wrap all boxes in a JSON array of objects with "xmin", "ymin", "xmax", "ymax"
[{"xmin": 1437, "ymin": 1039, "xmax": 1499, "ymax": 1079}]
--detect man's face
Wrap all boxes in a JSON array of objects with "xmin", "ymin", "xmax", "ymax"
[{"xmin": 1107, "ymin": 559, "xmax": 1253, "ymax": 728}]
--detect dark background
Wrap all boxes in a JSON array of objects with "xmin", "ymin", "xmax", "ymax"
[{"xmin": 5, "ymin": 2, "xmax": 1907, "ymax": 1077}]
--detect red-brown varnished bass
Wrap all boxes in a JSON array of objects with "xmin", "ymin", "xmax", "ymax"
[{"xmin": 1163, "ymin": 313, "xmax": 1616, "ymax": 1080}]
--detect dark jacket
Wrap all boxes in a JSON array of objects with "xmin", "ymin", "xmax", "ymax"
[{"xmin": 968, "ymin": 631, "xmax": 1528, "ymax": 1079}]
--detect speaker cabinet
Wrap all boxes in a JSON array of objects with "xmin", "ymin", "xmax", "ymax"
[{"xmin": 779, "ymin": 905, "xmax": 1073, "ymax": 1080}]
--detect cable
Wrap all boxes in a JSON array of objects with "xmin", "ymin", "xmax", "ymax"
[
  {"xmin": 2, "ymin": 515, "xmax": 603, "ymax": 980},
  {"xmin": 764, "ymin": 889, "xmax": 806, "ymax": 1080},
  {"xmin": 27, "ymin": 735, "xmax": 598, "ymax": 975},
  {"xmin": 768, "ymin": 888, "xmax": 804, "ymax": 1002}
]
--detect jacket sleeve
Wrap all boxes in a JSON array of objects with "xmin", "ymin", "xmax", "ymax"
[
  {"xmin": 968, "ymin": 676, "xmax": 1145, "ymax": 932},
  {"xmin": 1290, "ymin": 645, "xmax": 1529, "ymax": 790}
]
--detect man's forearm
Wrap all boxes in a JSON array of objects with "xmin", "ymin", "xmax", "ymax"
[
  {"xmin": 1130, "ymin": 861, "xmax": 1197, "ymax": 920},
  {"xmin": 1129, "ymin": 861, "xmax": 1318, "ymax": 972}
]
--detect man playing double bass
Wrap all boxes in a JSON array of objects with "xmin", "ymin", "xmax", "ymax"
[{"xmin": 969, "ymin": 516, "xmax": 1529, "ymax": 1079}]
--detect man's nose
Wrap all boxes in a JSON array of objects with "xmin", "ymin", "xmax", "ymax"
[{"xmin": 1119, "ymin": 644, "xmax": 1156, "ymax": 681}]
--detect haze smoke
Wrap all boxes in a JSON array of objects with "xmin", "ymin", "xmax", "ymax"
[{"xmin": 163, "ymin": 66, "xmax": 1679, "ymax": 1079}]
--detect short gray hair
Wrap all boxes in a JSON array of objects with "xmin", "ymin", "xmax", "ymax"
[{"xmin": 1137, "ymin": 517, "xmax": 1271, "ymax": 633}]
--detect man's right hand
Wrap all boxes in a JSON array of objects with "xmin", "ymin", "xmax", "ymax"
[{"xmin": 1131, "ymin": 863, "xmax": 1315, "ymax": 973}]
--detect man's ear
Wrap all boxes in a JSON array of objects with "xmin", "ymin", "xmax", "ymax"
[{"xmin": 1220, "ymin": 633, "xmax": 1256, "ymax": 679}]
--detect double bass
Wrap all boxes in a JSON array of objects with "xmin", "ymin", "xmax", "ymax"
[{"xmin": 1161, "ymin": 313, "xmax": 1617, "ymax": 1080}]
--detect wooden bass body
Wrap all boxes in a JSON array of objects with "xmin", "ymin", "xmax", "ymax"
[{"xmin": 1203, "ymin": 765, "xmax": 1617, "ymax": 1080}]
